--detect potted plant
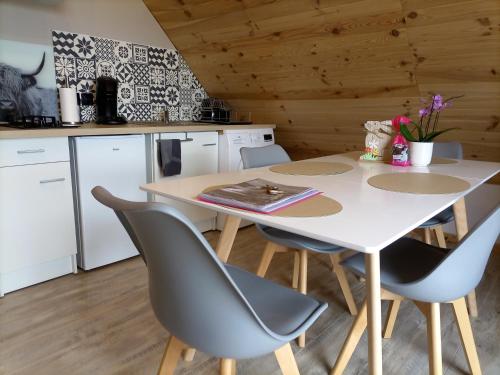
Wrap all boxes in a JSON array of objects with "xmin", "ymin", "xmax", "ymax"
[{"xmin": 397, "ymin": 94, "xmax": 462, "ymax": 166}]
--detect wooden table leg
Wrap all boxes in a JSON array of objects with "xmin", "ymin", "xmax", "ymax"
[
  {"xmin": 297, "ymin": 249, "xmax": 308, "ymax": 348},
  {"xmin": 453, "ymin": 198, "xmax": 478, "ymax": 317},
  {"xmin": 366, "ymin": 252, "xmax": 383, "ymax": 375},
  {"xmin": 216, "ymin": 215, "xmax": 241, "ymax": 263}
]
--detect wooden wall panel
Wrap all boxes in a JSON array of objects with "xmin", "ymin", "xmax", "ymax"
[{"xmin": 144, "ymin": 0, "xmax": 500, "ymax": 164}]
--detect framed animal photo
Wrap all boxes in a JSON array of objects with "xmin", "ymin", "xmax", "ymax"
[{"xmin": 0, "ymin": 39, "xmax": 59, "ymax": 122}]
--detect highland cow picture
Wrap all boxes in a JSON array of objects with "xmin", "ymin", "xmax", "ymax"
[{"xmin": 0, "ymin": 39, "xmax": 58, "ymax": 123}]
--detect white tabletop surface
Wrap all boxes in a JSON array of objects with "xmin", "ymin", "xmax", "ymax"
[{"xmin": 141, "ymin": 153, "xmax": 500, "ymax": 254}]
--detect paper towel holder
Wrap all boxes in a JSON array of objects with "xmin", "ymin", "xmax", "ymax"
[{"xmin": 59, "ymin": 86, "xmax": 82, "ymax": 126}]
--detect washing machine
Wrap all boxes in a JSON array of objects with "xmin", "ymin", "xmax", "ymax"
[{"xmin": 217, "ymin": 127, "xmax": 275, "ymax": 229}]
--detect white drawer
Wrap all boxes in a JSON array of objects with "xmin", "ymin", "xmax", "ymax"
[{"xmin": 0, "ymin": 137, "xmax": 70, "ymax": 167}]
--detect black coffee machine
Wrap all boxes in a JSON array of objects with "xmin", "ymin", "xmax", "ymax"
[{"xmin": 95, "ymin": 77, "xmax": 127, "ymax": 124}]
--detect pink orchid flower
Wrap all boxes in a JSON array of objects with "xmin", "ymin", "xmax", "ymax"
[{"xmin": 391, "ymin": 115, "xmax": 412, "ymax": 132}]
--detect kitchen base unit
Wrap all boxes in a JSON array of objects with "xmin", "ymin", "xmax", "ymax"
[
  {"xmin": 70, "ymin": 135, "xmax": 147, "ymax": 270},
  {"xmin": 149, "ymin": 131, "xmax": 218, "ymax": 232},
  {"xmin": 0, "ymin": 137, "xmax": 77, "ymax": 297}
]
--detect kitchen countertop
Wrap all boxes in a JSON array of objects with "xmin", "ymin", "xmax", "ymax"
[{"xmin": 0, "ymin": 121, "xmax": 276, "ymax": 139}]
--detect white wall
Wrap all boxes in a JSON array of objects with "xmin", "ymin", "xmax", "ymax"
[{"xmin": 0, "ymin": 0, "xmax": 175, "ymax": 48}]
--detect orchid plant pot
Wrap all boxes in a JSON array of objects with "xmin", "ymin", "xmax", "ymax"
[
  {"xmin": 393, "ymin": 94, "xmax": 463, "ymax": 166},
  {"xmin": 410, "ymin": 141, "xmax": 434, "ymax": 167}
]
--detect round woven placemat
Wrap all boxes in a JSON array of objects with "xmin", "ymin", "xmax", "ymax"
[
  {"xmin": 272, "ymin": 195, "xmax": 342, "ymax": 217},
  {"xmin": 367, "ymin": 173, "xmax": 470, "ymax": 194},
  {"xmin": 429, "ymin": 157, "xmax": 458, "ymax": 165},
  {"xmin": 202, "ymin": 185, "xmax": 342, "ymax": 217},
  {"xmin": 270, "ymin": 161, "xmax": 353, "ymax": 176},
  {"xmin": 340, "ymin": 151, "xmax": 458, "ymax": 165}
]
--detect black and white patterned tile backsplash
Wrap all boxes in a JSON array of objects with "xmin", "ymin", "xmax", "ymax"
[{"xmin": 52, "ymin": 30, "xmax": 207, "ymax": 122}]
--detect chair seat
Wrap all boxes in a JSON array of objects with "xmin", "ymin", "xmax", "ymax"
[
  {"xmin": 257, "ymin": 224, "xmax": 344, "ymax": 253},
  {"xmin": 226, "ymin": 265, "xmax": 328, "ymax": 337},
  {"xmin": 342, "ymin": 238, "xmax": 447, "ymax": 288},
  {"xmin": 418, "ymin": 206, "xmax": 455, "ymax": 228}
]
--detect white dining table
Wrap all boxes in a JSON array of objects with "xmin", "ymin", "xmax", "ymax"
[{"xmin": 141, "ymin": 152, "xmax": 500, "ymax": 375}]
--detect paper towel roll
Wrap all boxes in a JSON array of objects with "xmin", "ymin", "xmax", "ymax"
[{"xmin": 59, "ymin": 87, "xmax": 81, "ymax": 124}]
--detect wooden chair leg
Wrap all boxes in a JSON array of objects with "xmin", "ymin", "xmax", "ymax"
[
  {"xmin": 433, "ymin": 226, "xmax": 447, "ymax": 248},
  {"xmin": 330, "ymin": 253, "xmax": 358, "ymax": 315},
  {"xmin": 292, "ymin": 251, "xmax": 300, "ymax": 289},
  {"xmin": 297, "ymin": 249, "xmax": 308, "ymax": 348},
  {"xmin": 383, "ymin": 299, "xmax": 401, "ymax": 339},
  {"xmin": 274, "ymin": 343, "xmax": 300, "ymax": 375},
  {"xmin": 467, "ymin": 290, "xmax": 478, "ymax": 318},
  {"xmin": 182, "ymin": 347, "xmax": 196, "ymax": 362},
  {"xmin": 451, "ymin": 298, "xmax": 482, "ymax": 375},
  {"xmin": 330, "ymin": 300, "xmax": 368, "ymax": 375},
  {"xmin": 453, "ymin": 197, "xmax": 478, "ymax": 318},
  {"xmin": 424, "ymin": 227, "xmax": 432, "ymax": 244},
  {"xmin": 256, "ymin": 242, "xmax": 278, "ymax": 277},
  {"xmin": 427, "ymin": 303, "xmax": 443, "ymax": 375},
  {"xmin": 220, "ymin": 358, "xmax": 236, "ymax": 375},
  {"xmin": 158, "ymin": 336, "xmax": 185, "ymax": 375}
]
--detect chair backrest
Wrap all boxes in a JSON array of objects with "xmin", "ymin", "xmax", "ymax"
[
  {"xmin": 240, "ymin": 144, "xmax": 291, "ymax": 169},
  {"xmin": 89, "ymin": 186, "xmax": 148, "ymax": 264},
  {"xmin": 433, "ymin": 141, "xmax": 463, "ymax": 159},
  {"xmin": 406, "ymin": 205, "xmax": 499, "ymax": 302},
  {"xmin": 91, "ymin": 186, "xmax": 284, "ymax": 358}
]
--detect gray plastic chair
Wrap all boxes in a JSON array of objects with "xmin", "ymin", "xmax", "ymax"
[
  {"xmin": 240, "ymin": 145, "xmax": 357, "ymax": 349},
  {"xmin": 417, "ymin": 142, "xmax": 464, "ymax": 246},
  {"xmin": 332, "ymin": 206, "xmax": 499, "ymax": 375},
  {"xmin": 92, "ymin": 186, "xmax": 327, "ymax": 375},
  {"xmin": 385, "ymin": 142, "xmax": 465, "ymax": 341},
  {"xmin": 241, "ymin": 144, "xmax": 292, "ymax": 169}
]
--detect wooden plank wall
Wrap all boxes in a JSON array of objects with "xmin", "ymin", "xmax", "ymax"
[{"xmin": 144, "ymin": 0, "xmax": 499, "ymax": 163}]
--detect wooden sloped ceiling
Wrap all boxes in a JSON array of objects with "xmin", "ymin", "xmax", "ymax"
[{"xmin": 144, "ymin": 0, "xmax": 500, "ymax": 162}]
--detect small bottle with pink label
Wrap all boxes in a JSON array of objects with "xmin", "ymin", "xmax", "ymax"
[
  {"xmin": 391, "ymin": 115, "xmax": 411, "ymax": 167},
  {"xmin": 391, "ymin": 133, "xmax": 410, "ymax": 166}
]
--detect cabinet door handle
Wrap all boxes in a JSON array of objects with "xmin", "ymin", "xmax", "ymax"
[
  {"xmin": 17, "ymin": 148, "xmax": 45, "ymax": 154},
  {"xmin": 112, "ymin": 147, "xmax": 120, "ymax": 151},
  {"xmin": 202, "ymin": 143, "xmax": 217, "ymax": 146},
  {"xmin": 181, "ymin": 138, "xmax": 194, "ymax": 143},
  {"xmin": 40, "ymin": 177, "xmax": 66, "ymax": 184}
]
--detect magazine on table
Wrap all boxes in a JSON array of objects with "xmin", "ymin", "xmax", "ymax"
[{"xmin": 198, "ymin": 178, "xmax": 320, "ymax": 213}]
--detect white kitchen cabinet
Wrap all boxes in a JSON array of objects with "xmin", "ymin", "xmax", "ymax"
[
  {"xmin": 151, "ymin": 132, "xmax": 218, "ymax": 232},
  {"xmin": 0, "ymin": 138, "xmax": 76, "ymax": 297}
]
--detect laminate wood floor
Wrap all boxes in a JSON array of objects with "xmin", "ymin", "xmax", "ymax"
[{"xmin": 1, "ymin": 226, "xmax": 499, "ymax": 375}]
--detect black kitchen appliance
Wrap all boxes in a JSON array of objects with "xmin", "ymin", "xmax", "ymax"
[{"xmin": 95, "ymin": 77, "xmax": 127, "ymax": 124}]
